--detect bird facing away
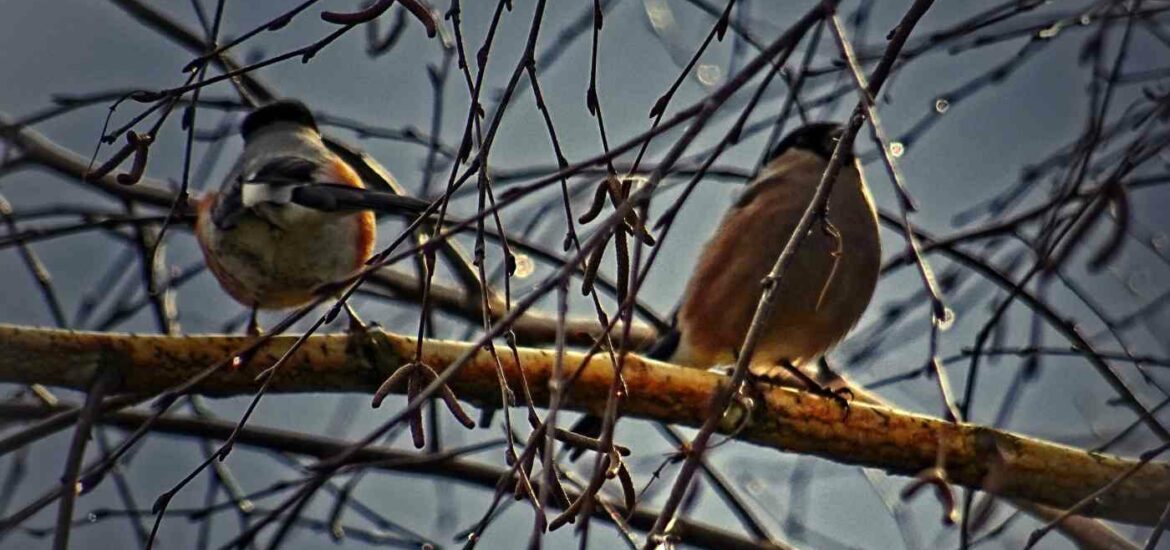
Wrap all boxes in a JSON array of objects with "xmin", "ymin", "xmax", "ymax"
[
  {"xmin": 652, "ymin": 121, "xmax": 881, "ymax": 372},
  {"xmin": 569, "ymin": 122, "xmax": 881, "ymax": 459},
  {"xmin": 195, "ymin": 100, "xmax": 377, "ymax": 333}
]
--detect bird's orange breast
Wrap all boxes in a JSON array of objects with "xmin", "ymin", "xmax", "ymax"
[{"xmin": 328, "ymin": 156, "xmax": 376, "ymax": 272}]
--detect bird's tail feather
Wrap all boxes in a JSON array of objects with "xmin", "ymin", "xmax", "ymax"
[{"xmin": 643, "ymin": 326, "xmax": 680, "ymax": 362}]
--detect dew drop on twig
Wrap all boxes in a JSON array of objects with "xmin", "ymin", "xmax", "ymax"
[
  {"xmin": 513, "ymin": 254, "xmax": 534, "ymax": 279},
  {"xmin": 1037, "ymin": 23, "xmax": 1062, "ymax": 39},
  {"xmin": 1151, "ymin": 232, "xmax": 1168, "ymax": 253},
  {"xmin": 697, "ymin": 63, "xmax": 722, "ymax": 86},
  {"xmin": 934, "ymin": 307, "xmax": 955, "ymax": 331},
  {"xmin": 644, "ymin": 0, "xmax": 674, "ymax": 31}
]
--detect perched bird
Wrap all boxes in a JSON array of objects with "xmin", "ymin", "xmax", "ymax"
[
  {"xmin": 570, "ymin": 122, "xmax": 881, "ymax": 457},
  {"xmin": 195, "ymin": 100, "xmax": 428, "ymax": 334},
  {"xmin": 653, "ymin": 121, "xmax": 881, "ymax": 373}
]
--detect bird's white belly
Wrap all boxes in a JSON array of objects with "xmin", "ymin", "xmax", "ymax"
[{"xmin": 200, "ymin": 206, "xmax": 365, "ymax": 307}]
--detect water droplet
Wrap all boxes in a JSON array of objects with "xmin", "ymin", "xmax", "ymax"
[
  {"xmin": 512, "ymin": 254, "xmax": 534, "ymax": 279},
  {"xmin": 1079, "ymin": 15, "xmax": 1092, "ymax": 25},
  {"xmin": 644, "ymin": 0, "xmax": 675, "ymax": 31},
  {"xmin": 1151, "ymin": 233, "xmax": 1168, "ymax": 252},
  {"xmin": 934, "ymin": 307, "xmax": 955, "ymax": 331},
  {"xmin": 934, "ymin": 98, "xmax": 950, "ymax": 114},
  {"xmin": 1127, "ymin": 269, "xmax": 1152, "ymax": 296},
  {"xmin": 74, "ymin": 481, "xmax": 84, "ymax": 495},
  {"xmin": 743, "ymin": 477, "xmax": 765, "ymax": 495},
  {"xmin": 697, "ymin": 64, "xmax": 722, "ymax": 86},
  {"xmin": 1037, "ymin": 23, "xmax": 1062, "ymax": 39},
  {"xmin": 889, "ymin": 142, "xmax": 906, "ymax": 158},
  {"xmin": 87, "ymin": 513, "xmax": 98, "ymax": 523}
]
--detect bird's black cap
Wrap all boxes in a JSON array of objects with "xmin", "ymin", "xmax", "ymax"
[
  {"xmin": 240, "ymin": 100, "xmax": 319, "ymax": 141},
  {"xmin": 765, "ymin": 122, "xmax": 850, "ymax": 164}
]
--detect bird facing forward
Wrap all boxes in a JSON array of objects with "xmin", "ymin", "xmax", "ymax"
[
  {"xmin": 570, "ymin": 123, "xmax": 880, "ymax": 458},
  {"xmin": 653, "ymin": 122, "xmax": 881, "ymax": 375}
]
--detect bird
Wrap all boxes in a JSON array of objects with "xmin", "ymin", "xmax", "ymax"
[
  {"xmin": 655, "ymin": 121, "xmax": 880, "ymax": 374},
  {"xmin": 195, "ymin": 100, "xmax": 430, "ymax": 335},
  {"xmin": 569, "ymin": 122, "xmax": 881, "ymax": 458}
]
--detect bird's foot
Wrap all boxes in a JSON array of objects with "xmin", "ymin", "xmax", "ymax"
[
  {"xmin": 754, "ymin": 361, "xmax": 853, "ymax": 415},
  {"xmin": 245, "ymin": 306, "xmax": 263, "ymax": 338}
]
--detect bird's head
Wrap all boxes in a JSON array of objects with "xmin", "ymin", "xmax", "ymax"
[
  {"xmin": 765, "ymin": 122, "xmax": 850, "ymax": 164},
  {"xmin": 240, "ymin": 99, "xmax": 319, "ymax": 142}
]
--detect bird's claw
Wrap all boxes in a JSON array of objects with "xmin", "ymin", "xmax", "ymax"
[
  {"xmin": 245, "ymin": 306, "xmax": 263, "ymax": 338},
  {"xmin": 343, "ymin": 303, "xmax": 368, "ymax": 334},
  {"xmin": 810, "ymin": 384, "xmax": 853, "ymax": 416}
]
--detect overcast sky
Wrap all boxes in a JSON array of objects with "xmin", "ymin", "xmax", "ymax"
[{"xmin": 1, "ymin": 1, "xmax": 1167, "ymax": 548}]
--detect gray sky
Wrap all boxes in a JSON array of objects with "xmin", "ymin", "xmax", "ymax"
[{"xmin": 1, "ymin": 1, "xmax": 1168, "ymax": 548}]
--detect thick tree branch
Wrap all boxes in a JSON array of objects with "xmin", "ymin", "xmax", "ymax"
[{"xmin": 0, "ymin": 324, "xmax": 1166, "ymax": 526}]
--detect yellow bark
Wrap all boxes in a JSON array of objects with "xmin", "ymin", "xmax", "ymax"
[{"xmin": 0, "ymin": 323, "xmax": 1165, "ymax": 526}]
